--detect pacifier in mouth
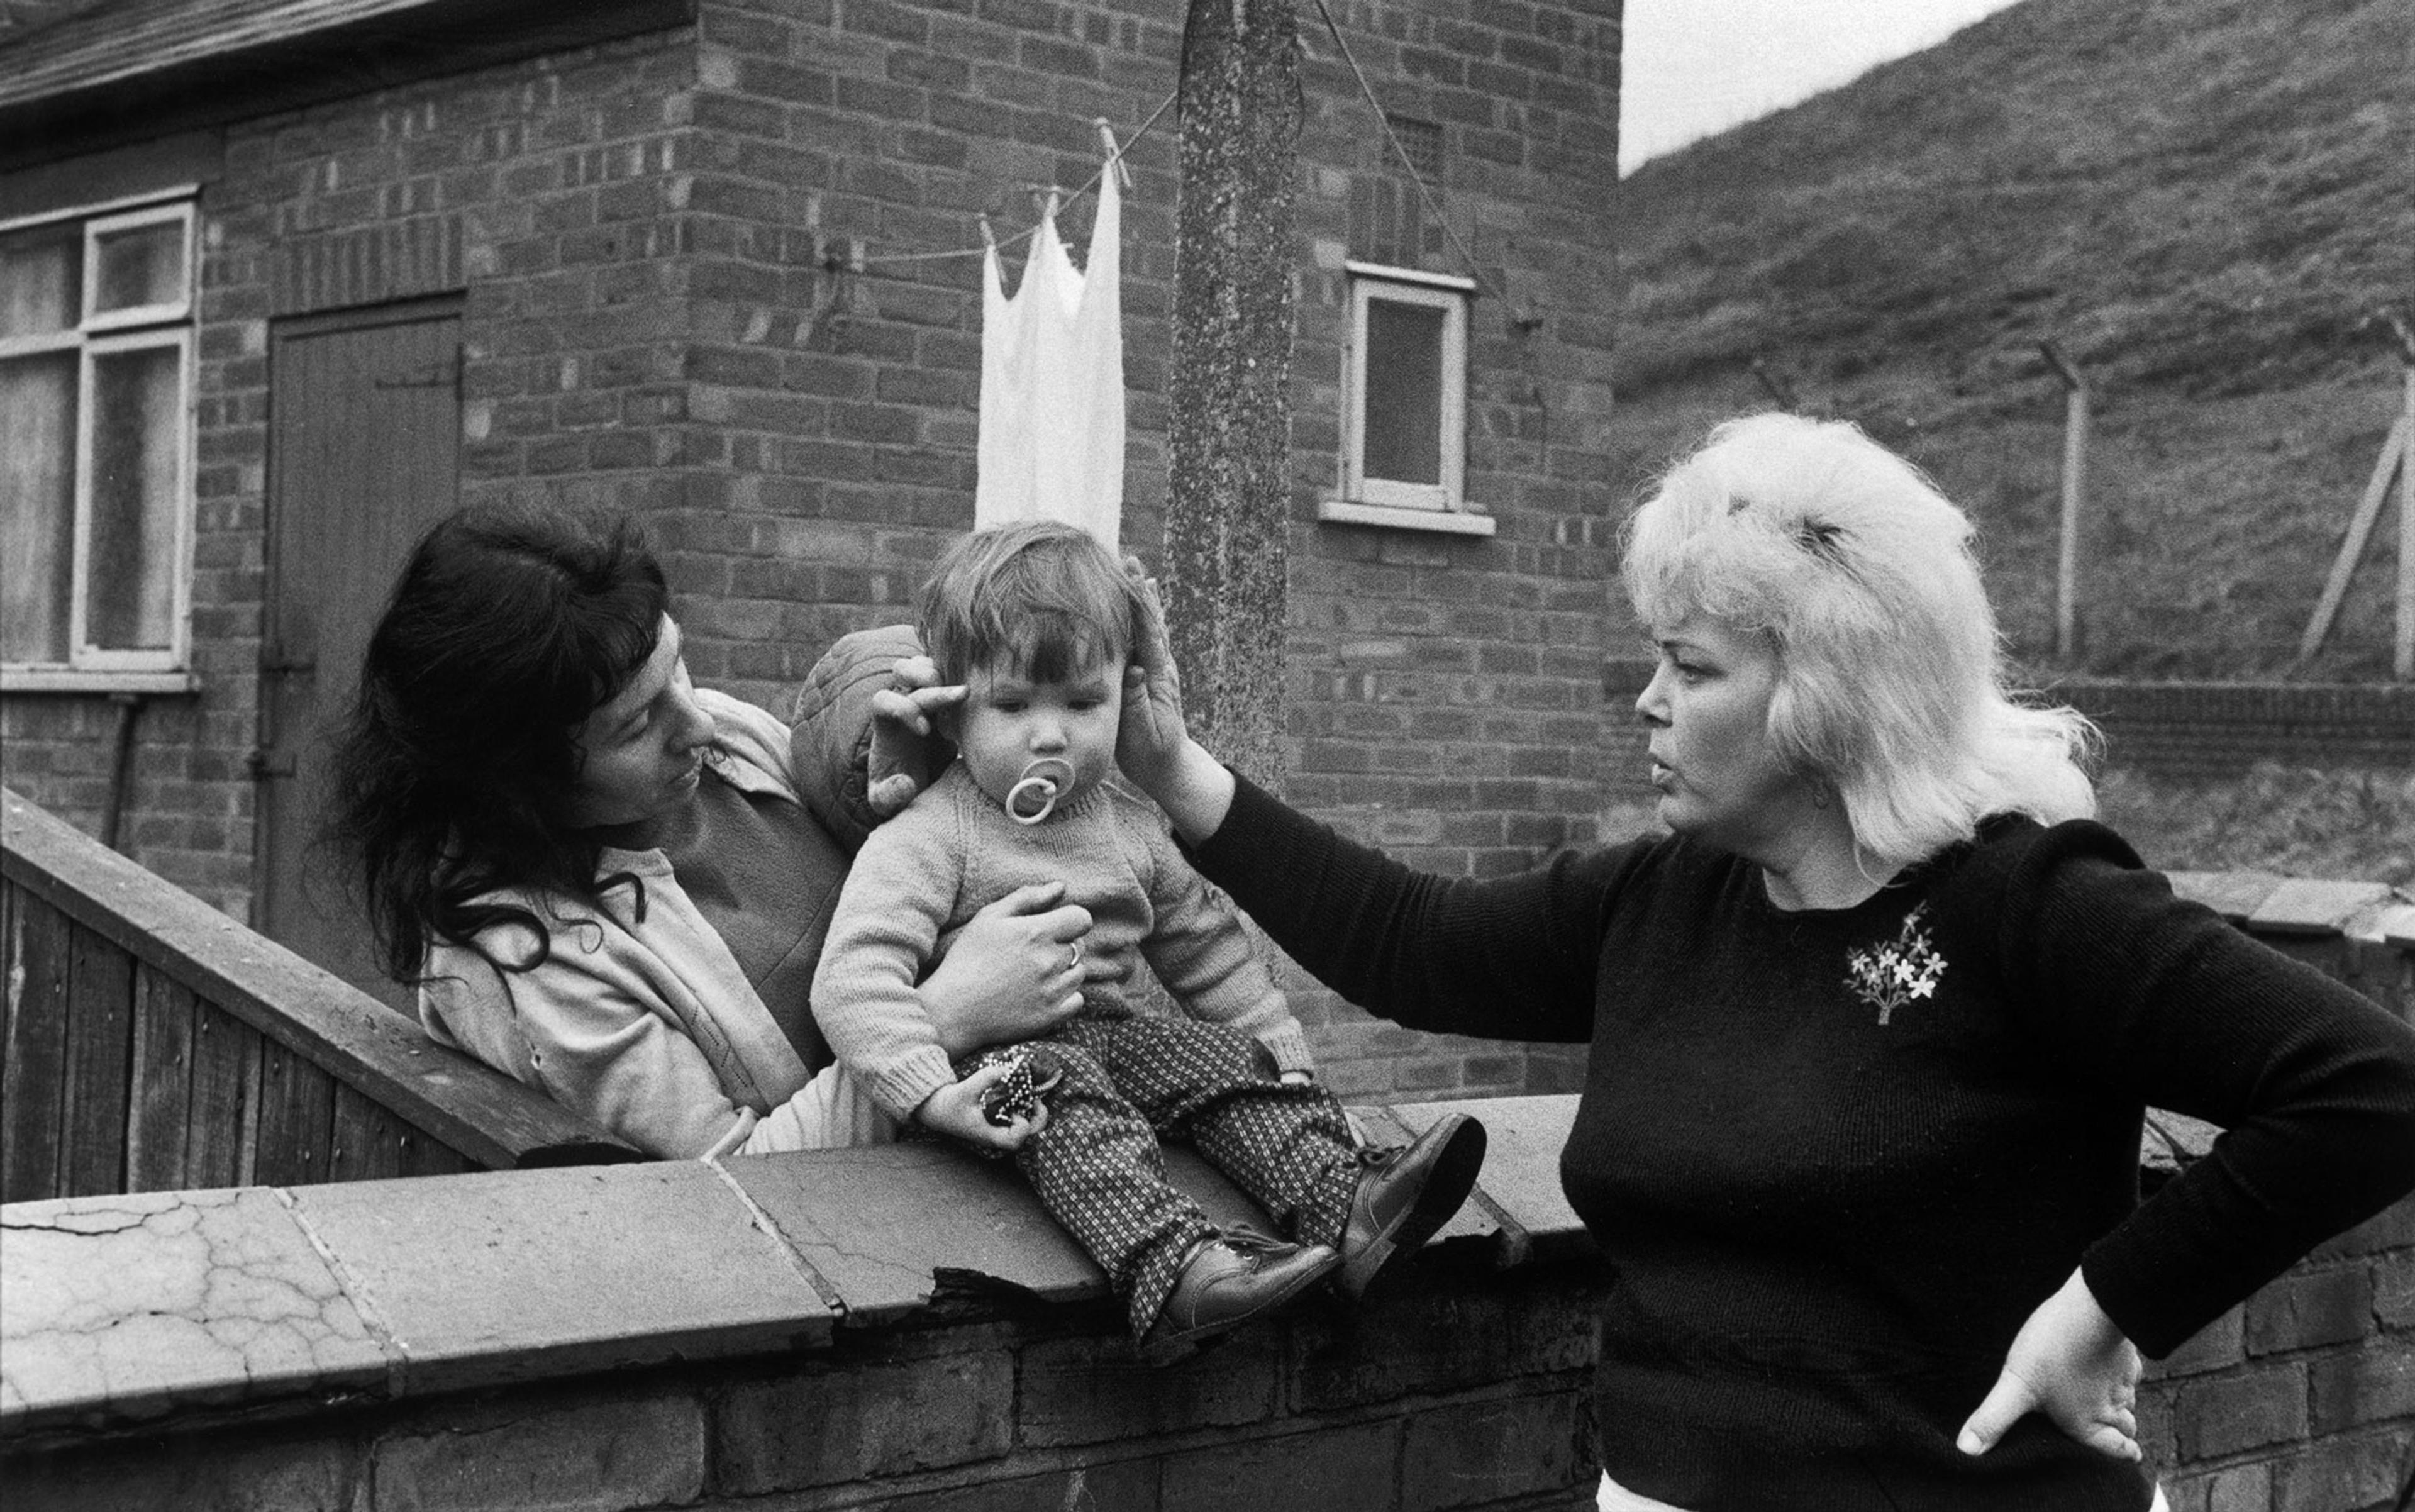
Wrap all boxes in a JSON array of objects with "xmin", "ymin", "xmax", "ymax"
[{"xmin": 1006, "ymin": 757, "xmax": 1077, "ymax": 825}]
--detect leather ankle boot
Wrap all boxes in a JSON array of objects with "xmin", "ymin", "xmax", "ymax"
[
  {"xmin": 1140, "ymin": 1228, "xmax": 1338, "ymax": 1364},
  {"xmin": 1337, "ymin": 1113, "xmax": 1487, "ymax": 1299}
]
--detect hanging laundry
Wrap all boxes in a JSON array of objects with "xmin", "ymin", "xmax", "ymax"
[{"xmin": 975, "ymin": 138, "xmax": 1126, "ymax": 551}]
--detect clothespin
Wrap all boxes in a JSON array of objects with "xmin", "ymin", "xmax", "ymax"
[
  {"xmin": 978, "ymin": 214, "xmax": 997, "ymax": 255},
  {"xmin": 1032, "ymin": 186, "xmax": 1062, "ymax": 223},
  {"xmin": 1096, "ymin": 119, "xmax": 1131, "ymax": 191}
]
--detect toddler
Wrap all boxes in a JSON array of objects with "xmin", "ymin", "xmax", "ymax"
[{"xmin": 810, "ymin": 520, "xmax": 1485, "ymax": 1360}]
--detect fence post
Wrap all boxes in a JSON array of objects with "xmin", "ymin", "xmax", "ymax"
[
  {"xmin": 2296, "ymin": 312, "xmax": 2414, "ymax": 674},
  {"xmin": 1750, "ymin": 356, "xmax": 1799, "ymax": 411},
  {"xmin": 2392, "ymin": 314, "xmax": 2415, "ymax": 679},
  {"xmin": 2040, "ymin": 340, "xmax": 2090, "ymax": 664}
]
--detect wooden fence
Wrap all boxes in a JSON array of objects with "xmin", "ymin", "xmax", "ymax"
[{"xmin": 1, "ymin": 787, "xmax": 635, "ymax": 1203}]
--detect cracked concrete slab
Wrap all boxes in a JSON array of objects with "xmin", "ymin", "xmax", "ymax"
[
  {"xmin": 287, "ymin": 1162, "xmax": 836, "ymax": 1397},
  {"xmin": 723, "ymin": 1125, "xmax": 1423, "ymax": 1330},
  {"xmin": 0, "ymin": 1187, "xmax": 387, "ymax": 1432},
  {"xmin": 723, "ymin": 1142, "xmax": 1107, "ymax": 1328}
]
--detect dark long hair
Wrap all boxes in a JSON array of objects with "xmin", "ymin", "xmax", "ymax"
[{"xmin": 328, "ymin": 504, "xmax": 669, "ymax": 982}]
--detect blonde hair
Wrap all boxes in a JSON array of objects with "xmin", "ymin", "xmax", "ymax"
[{"xmin": 1621, "ymin": 413, "xmax": 2096, "ymax": 870}]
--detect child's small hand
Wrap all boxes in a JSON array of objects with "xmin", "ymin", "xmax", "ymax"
[
  {"xmin": 916, "ymin": 1062, "xmax": 1047, "ymax": 1153},
  {"xmin": 869, "ymin": 673, "xmax": 966, "ymax": 817}
]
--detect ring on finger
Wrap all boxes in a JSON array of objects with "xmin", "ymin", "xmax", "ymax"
[{"xmin": 1069, "ymin": 939, "xmax": 1084, "ymax": 970}]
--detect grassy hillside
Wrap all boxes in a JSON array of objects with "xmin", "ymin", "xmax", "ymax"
[{"xmin": 1609, "ymin": 0, "xmax": 2414, "ymax": 682}]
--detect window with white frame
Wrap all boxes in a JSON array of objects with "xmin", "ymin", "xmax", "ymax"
[
  {"xmin": 1322, "ymin": 260, "xmax": 1491, "ymax": 536},
  {"xmin": 1, "ymin": 196, "xmax": 197, "ymax": 685}
]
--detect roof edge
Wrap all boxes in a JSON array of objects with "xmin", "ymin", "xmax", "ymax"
[{"xmin": 0, "ymin": 0, "xmax": 695, "ymax": 167}]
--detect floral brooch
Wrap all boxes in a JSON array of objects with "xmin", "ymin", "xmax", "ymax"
[{"xmin": 1845, "ymin": 903, "xmax": 1948, "ymax": 1025}]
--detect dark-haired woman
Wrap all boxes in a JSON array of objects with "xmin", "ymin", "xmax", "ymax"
[{"xmin": 331, "ymin": 506, "xmax": 1087, "ymax": 1159}]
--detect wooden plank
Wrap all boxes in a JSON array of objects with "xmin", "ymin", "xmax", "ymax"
[
  {"xmin": 252, "ymin": 1047, "xmax": 337, "ymax": 1189},
  {"xmin": 326, "ymin": 1081, "xmax": 409, "ymax": 1182},
  {"xmin": 2298, "ymin": 413, "xmax": 2407, "ymax": 664},
  {"xmin": 1, "ymin": 881, "xmax": 15, "ymax": 1108},
  {"xmin": 184, "ymin": 1005, "xmax": 262, "ymax": 1191},
  {"xmin": 401, "ymin": 1134, "xmax": 474, "ymax": 1179},
  {"xmin": 58, "ymin": 921, "xmax": 136, "ymax": 1196},
  {"xmin": 4, "ymin": 788, "xmax": 631, "ymax": 1168},
  {"xmin": 2057, "ymin": 386, "xmax": 2089, "ymax": 661},
  {"xmin": 326, "ymin": 1081, "xmax": 477, "ymax": 1181},
  {"xmin": 2396, "ymin": 367, "xmax": 2413, "ymax": 680},
  {"xmin": 2, "ymin": 891, "xmax": 73, "ymax": 1203},
  {"xmin": 126, "ymin": 966, "xmax": 201, "ymax": 1193}
]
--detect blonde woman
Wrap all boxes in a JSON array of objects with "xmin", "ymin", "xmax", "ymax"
[{"xmin": 1113, "ymin": 413, "xmax": 2415, "ymax": 1510}]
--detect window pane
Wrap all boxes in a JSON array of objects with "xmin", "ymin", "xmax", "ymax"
[
  {"xmin": 86, "ymin": 343, "xmax": 183, "ymax": 652},
  {"xmin": 92, "ymin": 218, "xmax": 188, "ymax": 314},
  {"xmin": 1, "ymin": 225, "xmax": 81, "ymax": 338},
  {"xmin": 1363, "ymin": 299, "xmax": 1444, "ymax": 487},
  {"xmin": 1, "ymin": 353, "xmax": 79, "ymax": 662}
]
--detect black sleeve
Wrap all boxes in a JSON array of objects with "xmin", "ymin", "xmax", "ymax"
[
  {"xmin": 1184, "ymin": 770, "xmax": 1648, "ymax": 1046},
  {"xmin": 1964, "ymin": 820, "xmax": 2415, "ymax": 1357}
]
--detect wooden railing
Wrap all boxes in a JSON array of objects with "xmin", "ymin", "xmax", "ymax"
[{"xmin": 1, "ymin": 787, "xmax": 636, "ymax": 1202}]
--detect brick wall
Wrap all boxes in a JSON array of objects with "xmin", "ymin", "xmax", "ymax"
[
  {"xmin": 1601, "ymin": 661, "xmax": 2415, "ymax": 800},
  {"xmin": 1278, "ymin": 0, "xmax": 1624, "ymax": 1099},
  {"xmin": 2141, "ymin": 873, "xmax": 2415, "ymax": 1509},
  {"xmin": 0, "ymin": 28, "xmax": 702, "ymax": 916},
  {"xmin": 1, "ymin": 1104, "xmax": 1607, "ymax": 1511},
  {"xmin": 657, "ymin": 0, "xmax": 1624, "ymax": 1103},
  {"xmin": 2148, "ymin": 1200, "xmax": 2415, "ymax": 1512},
  {"xmin": 2052, "ymin": 677, "xmax": 2415, "ymax": 779},
  {"xmin": 6, "ymin": 1267, "xmax": 1607, "ymax": 1511}
]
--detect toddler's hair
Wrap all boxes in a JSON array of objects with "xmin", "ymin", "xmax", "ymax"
[{"xmin": 916, "ymin": 520, "xmax": 1146, "ymax": 685}]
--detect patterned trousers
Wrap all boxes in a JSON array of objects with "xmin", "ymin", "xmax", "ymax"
[{"xmin": 973, "ymin": 1013, "xmax": 1364, "ymax": 1340}]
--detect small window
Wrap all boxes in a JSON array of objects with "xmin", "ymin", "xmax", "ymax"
[
  {"xmin": 1, "ymin": 197, "xmax": 196, "ymax": 685},
  {"xmin": 1324, "ymin": 261, "xmax": 1491, "ymax": 536}
]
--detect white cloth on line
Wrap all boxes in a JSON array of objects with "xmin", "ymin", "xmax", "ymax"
[{"xmin": 974, "ymin": 156, "xmax": 1125, "ymax": 552}]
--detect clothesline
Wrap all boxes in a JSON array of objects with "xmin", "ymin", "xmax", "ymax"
[
  {"xmin": 850, "ymin": 92, "xmax": 1175, "ymax": 270},
  {"xmin": 1307, "ymin": 0, "xmax": 1520, "ymax": 313},
  {"xmin": 845, "ymin": 3, "xmax": 1521, "ymax": 316}
]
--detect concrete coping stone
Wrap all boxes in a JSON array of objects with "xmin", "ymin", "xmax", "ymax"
[
  {"xmin": 2170, "ymin": 871, "xmax": 2411, "ymax": 942},
  {"xmin": 2245, "ymin": 877, "xmax": 2397, "ymax": 937},
  {"xmin": 2167, "ymin": 870, "xmax": 2285, "ymax": 924},
  {"xmin": 2379, "ymin": 903, "xmax": 2415, "ymax": 950},
  {"xmin": 0, "ymin": 1098, "xmax": 1590, "ymax": 1442}
]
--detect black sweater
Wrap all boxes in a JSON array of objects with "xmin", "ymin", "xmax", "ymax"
[{"xmin": 1192, "ymin": 779, "xmax": 2415, "ymax": 1511}]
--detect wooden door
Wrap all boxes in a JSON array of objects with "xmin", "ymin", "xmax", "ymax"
[{"xmin": 255, "ymin": 297, "xmax": 462, "ymax": 1009}]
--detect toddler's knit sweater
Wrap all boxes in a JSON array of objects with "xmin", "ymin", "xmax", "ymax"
[{"xmin": 813, "ymin": 762, "xmax": 1311, "ymax": 1121}]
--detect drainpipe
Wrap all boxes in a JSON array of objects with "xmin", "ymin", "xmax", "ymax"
[{"xmin": 101, "ymin": 691, "xmax": 143, "ymax": 853}]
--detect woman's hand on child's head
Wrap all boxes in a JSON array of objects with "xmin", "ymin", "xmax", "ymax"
[
  {"xmin": 919, "ymin": 884, "xmax": 1094, "ymax": 1054},
  {"xmin": 1113, "ymin": 562, "xmax": 1238, "ymax": 843},
  {"xmin": 916, "ymin": 1064, "xmax": 1047, "ymax": 1153},
  {"xmin": 1957, "ymin": 1267, "xmax": 2143, "ymax": 1465},
  {"xmin": 867, "ymin": 667, "xmax": 965, "ymax": 817},
  {"xmin": 1116, "ymin": 565, "xmax": 1189, "ymax": 789}
]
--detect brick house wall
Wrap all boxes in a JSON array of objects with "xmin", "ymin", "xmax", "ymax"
[{"xmin": 1, "ymin": 0, "xmax": 1626, "ymax": 1098}]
